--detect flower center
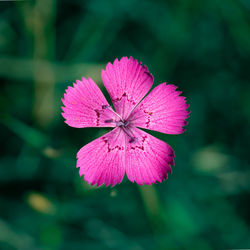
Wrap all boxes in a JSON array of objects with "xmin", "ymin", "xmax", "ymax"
[
  {"xmin": 102, "ymin": 106, "xmax": 137, "ymax": 143},
  {"xmin": 117, "ymin": 120, "xmax": 137, "ymax": 143},
  {"xmin": 116, "ymin": 120, "xmax": 129, "ymax": 127}
]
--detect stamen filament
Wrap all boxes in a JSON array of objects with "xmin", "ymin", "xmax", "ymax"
[
  {"xmin": 102, "ymin": 105, "xmax": 123, "ymax": 120},
  {"xmin": 121, "ymin": 126, "xmax": 137, "ymax": 143}
]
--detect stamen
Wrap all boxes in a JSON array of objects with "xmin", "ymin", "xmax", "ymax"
[
  {"xmin": 129, "ymin": 137, "xmax": 138, "ymax": 143},
  {"xmin": 120, "ymin": 127, "xmax": 138, "ymax": 144},
  {"xmin": 104, "ymin": 119, "xmax": 114, "ymax": 123},
  {"xmin": 102, "ymin": 104, "xmax": 123, "ymax": 120},
  {"xmin": 102, "ymin": 105, "xmax": 110, "ymax": 109}
]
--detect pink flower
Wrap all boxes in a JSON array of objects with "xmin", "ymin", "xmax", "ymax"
[{"xmin": 62, "ymin": 57, "xmax": 189, "ymax": 187}]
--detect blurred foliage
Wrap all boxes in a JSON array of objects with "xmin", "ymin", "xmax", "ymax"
[{"xmin": 0, "ymin": 0, "xmax": 250, "ymax": 249}]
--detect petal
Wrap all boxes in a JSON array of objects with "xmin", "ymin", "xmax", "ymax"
[
  {"xmin": 125, "ymin": 127, "xmax": 174, "ymax": 185},
  {"xmin": 62, "ymin": 77, "xmax": 117, "ymax": 128},
  {"xmin": 129, "ymin": 83, "xmax": 190, "ymax": 134},
  {"xmin": 77, "ymin": 128, "xmax": 126, "ymax": 187},
  {"xmin": 101, "ymin": 56, "xmax": 154, "ymax": 120}
]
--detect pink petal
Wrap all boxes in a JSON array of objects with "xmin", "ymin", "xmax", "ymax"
[
  {"xmin": 125, "ymin": 127, "xmax": 174, "ymax": 185},
  {"xmin": 61, "ymin": 77, "xmax": 117, "ymax": 128},
  {"xmin": 128, "ymin": 83, "xmax": 190, "ymax": 134},
  {"xmin": 77, "ymin": 128, "xmax": 126, "ymax": 187},
  {"xmin": 101, "ymin": 56, "xmax": 154, "ymax": 120}
]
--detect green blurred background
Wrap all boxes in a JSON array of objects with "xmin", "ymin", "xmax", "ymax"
[{"xmin": 1, "ymin": 0, "xmax": 250, "ymax": 249}]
